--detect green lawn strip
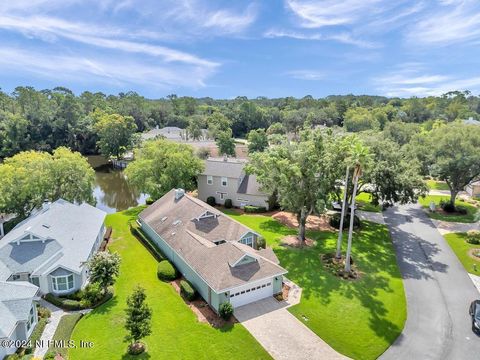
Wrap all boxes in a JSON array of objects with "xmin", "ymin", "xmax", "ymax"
[
  {"xmin": 444, "ymin": 233, "xmax": 480, "ymax": 275},
  {"xmin": 70, "ymin": 207, "xmax": 271, "ymax": 360},
  {"xmin": 223, "ymin": 210, "xmax": 406, "ymax": 360},
  {"xmin": 49, "ymin": 313, "xmax": 83, "ymax": 358},
  {"xmin": 418, "ymin": 195, "xmax": 479, "ymax": 223},
  {"xmin": 425, "ymin": 179, "xmax": 450, "ymax": 191}
]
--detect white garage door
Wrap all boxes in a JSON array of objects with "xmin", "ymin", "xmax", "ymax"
[{"xmin": 229, "ymin": 278, "xmax": 273, "ymax": 308}]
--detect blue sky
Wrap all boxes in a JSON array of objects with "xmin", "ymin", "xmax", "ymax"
[{"xmin": 0, "ymin": 0, "xmax": 480, "ymax": 98}]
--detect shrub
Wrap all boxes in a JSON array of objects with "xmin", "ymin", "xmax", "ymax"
[
  {"xmin": 329, "ymin": 212, "xmax": 361, "ymax": 230},
  {"xmin": 256, "ymin": 237, "xmax": 266, "ymax": 249},
  {"xmin": 157, "ymin": 260, "xmax": 178, "ymax": 281},
  {"xmin": 44, "ymin": 293, "xmax": 82, "ymax": 311},
  {"xmin": 130, "ymin": 224, "xmax": 165, "ymax": 262},
  {"xmin": 38, "ymin": 306, "xmax": 51, "ymax": 319},
  {"xmin": 439, "ymin": 199, "xmax": 456, "ymax": 213},
  {"xmin": 467, "ymin": 230, "xmax": 480, "ymax": 245},
  {"xmin": 219, "ymin": 302, "xmax": 234, "ymax": 320},
  {"xmin": 224, "ymin": 199, "xmax": 233, "ymax": 209},
  {"xmin": 197, "ymin": 147, "xmax": 211, "ymax": 159},
  {"xmin": 82, "ymin": 282, "xmax": 104, "ymax": 306},
  {"xmin": 180, "ymin": 280, "xmax": 197, "ymax": 301},
  {"xmin": 244, "ymin": 205, "xmax": 267, "ymax": 213},
  {"xmin": 456, "ymin": 206, "xmax": 468, "ymax": 215},
  {"xmin": 44, "ymin": 352, "xmax": 56, "ymax": 360},
  {"xmin": 4, "ymin": 354, "xmax": 20, "ymax": 360},
  {"xmin": 206, "ymin": 196, "xmax": 216, "ymax": 206},
  {"xmin": 145, "ymin": 197, "xmax": 154, "ymax": 205}
]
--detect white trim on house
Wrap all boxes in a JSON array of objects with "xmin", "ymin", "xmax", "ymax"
[
  {"xmin": 221, "ymin": 177, "xmax": 228, "ymax": 187},
  {"xmin": 207, "ymin": 175, "xmax": 213, "ymax": 185},
  {"xmin": 230, "ymin": 253, "xmax": 258, "ymax": 267},
  {"xmin": 51, "ymin": 273, "xmax": 75, "ymax": 293},
  {"xmin": 228, "ymin": 277, "xmax": 274, "ymax": 308},
  {"xmin": 218, "ymin": 271, "xmax": 287, "ymax": 293}
]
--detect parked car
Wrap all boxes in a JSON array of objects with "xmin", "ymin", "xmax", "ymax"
[{"xmin": 470, "ymin": 300, "xmax": 480, "ymax": 332}]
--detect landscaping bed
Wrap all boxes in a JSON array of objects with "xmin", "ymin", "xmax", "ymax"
[
  {"xmin": 44, "ymin": 286, "xmax": 113, "ymax": 311},
  {"xmin": 419, "ymin": 195, "xmax": 479, "ymax": 223},
  {"xmin": 272, "ymin": 211, "xmax": 335, "ymax": 232}
]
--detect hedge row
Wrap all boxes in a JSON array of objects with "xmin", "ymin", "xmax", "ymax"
[
  {"xmin": 130, "ymin": 223, "xmax": 165, "ymax": 262},
  {"xmin": 44, "ymin": 288, "xmax": 113, "ymax": 311},
  {"xmin": 244, "ymin": 205, "xmax": 267, "ymax": 213}
]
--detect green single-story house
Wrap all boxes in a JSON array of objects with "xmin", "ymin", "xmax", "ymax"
[{"xmin": 138, "ymin": 189, "xmax": 287, "ymax": 312}]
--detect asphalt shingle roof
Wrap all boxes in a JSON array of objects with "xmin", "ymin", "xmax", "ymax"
[{"xmin": 139, "ymin": 190, "xmax": 286, "ymax": 292}]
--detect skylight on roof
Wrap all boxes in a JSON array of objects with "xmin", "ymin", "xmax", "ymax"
[{"xmin": 172, "ymin": 220, "xmax": 182, "ymax": 226}]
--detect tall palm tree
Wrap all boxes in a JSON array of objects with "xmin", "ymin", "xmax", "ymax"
[
  {"xmin": 335, "ymin": 166, "xmax": 349, "ymax": 259},
  {"xmin": 345, "ymin": 143, "xmax": 370, "ymax": 273}
]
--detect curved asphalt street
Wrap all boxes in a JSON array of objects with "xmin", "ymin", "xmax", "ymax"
[{"xmin": 380, "ymin": 204, "xmax": 480, "ymax": 360}]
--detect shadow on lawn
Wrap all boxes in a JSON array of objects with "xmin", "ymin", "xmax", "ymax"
[
  {"xmin": 121, "ymin": 350, "xmax": 152, "ymax": 360},
  {"xmin": 276, "ymin": 220, "xmax": 404, "ymax": 342}
]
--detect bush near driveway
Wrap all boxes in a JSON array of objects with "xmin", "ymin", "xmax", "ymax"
[
  {"xmin": 222, "ymin": 209, "xmax": 406, "ymax": 360},
  {"xmin": 70, "ymin": 207, "xmax": 270, "ymax": 360}
]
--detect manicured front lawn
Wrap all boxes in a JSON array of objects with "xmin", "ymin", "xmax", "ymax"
[
  {"xmin": 444, "ymin": 233, "xmax": 480, "ymax": 275},
  {"xmin": 50, "ymin": 313, "xmax": 83, "ymax": 358},
  {"xmin": 70, "ymin": 208, "xmax": 271, "ymax": 360},
  {"xmin": 418, "ymin": 195, "xmax": 479, "ymax": 223},
  {"xmin": 425, "ymin": 179, "xmax": 449, "ymax": 191},
  {"xmin": 223, "ymin": 210, "xmax": 406, "ymax": 360}
]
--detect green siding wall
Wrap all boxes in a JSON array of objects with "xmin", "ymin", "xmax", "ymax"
[
  {"xmin": 273, "ymin": 275, "xmax": 283, "ymax": 294},
  {"xmin": 139, "ymin": 219, "xmax": 217, "ymax": 310}
]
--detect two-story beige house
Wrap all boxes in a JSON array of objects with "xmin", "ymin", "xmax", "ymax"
[{"xmin": 197, "ymin": 157, "xmax": 271, "ymax": 210}]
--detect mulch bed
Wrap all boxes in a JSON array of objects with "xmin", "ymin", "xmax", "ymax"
[
  {"xmin": 171, "ymin": 279, "xmax": 237, "ymax": 328},
  {"xmin": 280, "ymin": 235, "xmax": 315, "ymax": 248},
  {"xmin": 468, "ymin": 248, "xmax": 480, "ymax": 261},
  {"xmin": 272, "ymin": 211, "xmax": 335, "ymax": 232},
  {"xmin": 320, "ymin": 252, "xmax": 362, "ymax": 280}
]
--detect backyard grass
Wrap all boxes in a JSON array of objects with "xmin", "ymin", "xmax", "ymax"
[
  {"xmin": 444, "ymin": 233, "xmax": 480, "ymax": 276},
  {"xmin": 223, "ymin": 210, "xmax": 406, "ymax": 360},
  {"xmin": 425, "ymin": 179, "xmax": 450, "ymax": 191},
  {"xmin": 355, "ymin": 192, "xmax": 382, "ymax": 213},
  {"xmin": 418, "ymin": 195, "xmax": 479, "ymax": 223},
  {"xmin": 70, "ymin": 207, "xmax": 271, "ymax": 360}
]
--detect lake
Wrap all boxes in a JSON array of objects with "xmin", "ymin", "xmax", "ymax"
[{"xmin": 87, "ymin": 156, "xmax": 147, "ymax": 214}]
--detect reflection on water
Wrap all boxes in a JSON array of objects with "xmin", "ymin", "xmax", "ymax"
[{"xmin": 87, "ymin": 156, "xmax": 147, "ymax": 214}]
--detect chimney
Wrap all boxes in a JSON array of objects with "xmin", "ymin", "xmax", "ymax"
[{"xmin": 175, "ymin": 188, "xmax": 185, "ymax": 200}]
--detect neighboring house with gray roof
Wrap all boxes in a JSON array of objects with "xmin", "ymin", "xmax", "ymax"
[
  {"xmin": 141, "ymin": 126, "xmax": 210, "ymax": 141},
  {"xmin": 0, "ymin": 199, "xmax": 106, "ymax": 296},
  {"xmin": 463, "ymin": 117, "xmax": 480, "ymax": 126},
  {"xmin": 0, "ymin": 281, "xmax": 39, "ymax": 359},
  {"xmin": 138, "ymin": 189, "xmax": 287, "ymax": 312},
  {"xmin": 197, "ymin": 157, "xmax": 271, "ymax": 210}
]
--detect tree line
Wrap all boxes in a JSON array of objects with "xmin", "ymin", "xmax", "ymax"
[{"xmin": 1, "ymin": 86, "xmax": 479, "ymax": 159}]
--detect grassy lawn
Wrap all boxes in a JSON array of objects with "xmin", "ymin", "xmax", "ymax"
[
  {"xmin": 418, "ymin": 195, "xmax": 479, "ymax": 223},
  {"xmin": 50, "ymin": 313, "xmax": 83, "ymax": 358},
  {"xmin": 444, "ymin": 233, "xmax": 480, "ymax": 276},
  {"xmin": 425, "ymin": 179, "xmax": 450, "ymax": 191},
  {"xmin": 355, "ymin": 192, "xmax": 382, "ymax": 213},
  {"xmin": 70, "ymin": 207, "xmax": 270, "ymax": 360},
  {"xmin": 223, "ymin": 210, "xmax": 406, "ymax": 360}
]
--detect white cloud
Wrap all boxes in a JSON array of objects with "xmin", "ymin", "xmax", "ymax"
[
  {"xmin": 0, "ymin": 47, "xmax": 214, "ymax": 89},
  {"xmin": 285, "ymin": 0, "xmax": 385, "ymax": 28},
  {"xmin": 286, "ymin": 70, "xmax": 325, "ymax": 80},
  {"xmin": 264, "ymin": 29, "xmax": 379, "ymax": 48},
  {"xmin": 406, "ymin": 0, "xmax": 480, "ymax": 46},
  {"xmin": 373, "ymin": 65, "xmax": 480, "ymax": 97}
]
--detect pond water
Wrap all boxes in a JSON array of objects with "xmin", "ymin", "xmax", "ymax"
[{"xmin": 87, "ymin": 156, "xmax": 147, "ymax": 214}]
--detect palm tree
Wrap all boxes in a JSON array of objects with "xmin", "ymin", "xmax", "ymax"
[
  {"xmin": 345, "ymin": 143, "xmax": 370, "ymax": 273},
  {"xmin": 335, "ymin": 166, "xmax": 349, "ymax": 259}
]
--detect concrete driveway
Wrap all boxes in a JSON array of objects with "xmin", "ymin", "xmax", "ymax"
[
  {"xmin": 235, "ymin": 297, "xmax": 349, "ymax": 360},
  {"xmin": 380, "ymin": 204, "xmax": 480, "ymax": 360}
]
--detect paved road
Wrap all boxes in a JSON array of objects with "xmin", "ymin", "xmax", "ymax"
[{"xmin": 380, "ymin": 204, "xmax": 480, "ymax": 360}]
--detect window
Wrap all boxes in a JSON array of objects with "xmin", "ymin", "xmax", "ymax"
[
  {"xmin": 216, "ymin": 192, "xmax": 226, "ymax": 200},
  {"xmin": 240, "ymin": 236, "xmax": 253, "ymax": 247},
  {"xmin": 207, "ymin": 176, "xmax": 213, "ymax": 185},
  {"xmin": 52, "ymin": 274, "xmax": 74, "ymax": 292},
  {"xmin": 30, "ymin": 276, "xmax": 40, "ymax": 287},
  {"xmin": 12, "ymin": 274, "xmax": 21, "ymax": 281},
  {"xmin": 221, "ymin": 177, "xmax": 228, "ymax": 187},
  {"xmin": 26, "ymin": 305, "xmax": 35, "ymax": 332}
]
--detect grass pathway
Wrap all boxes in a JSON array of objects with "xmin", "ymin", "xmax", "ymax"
[{"xmin": 70, "ymin": 207, "xmax": 271, "ymax": 360}]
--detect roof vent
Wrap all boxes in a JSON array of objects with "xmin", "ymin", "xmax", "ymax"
[
  {"xmin": 161, "ymin": 216, "xmax": 168, "ymax": 222},
  {"xmin": 42, "ymin": 224, "xmax": 50, "ymax": 229},
  {"xmin": 172, "ymin": 220, "xmax": 182, "ymax": 226},
  {"xmin": 175, "ymin": 188, "xmax": 185, "ymax": 200}
]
